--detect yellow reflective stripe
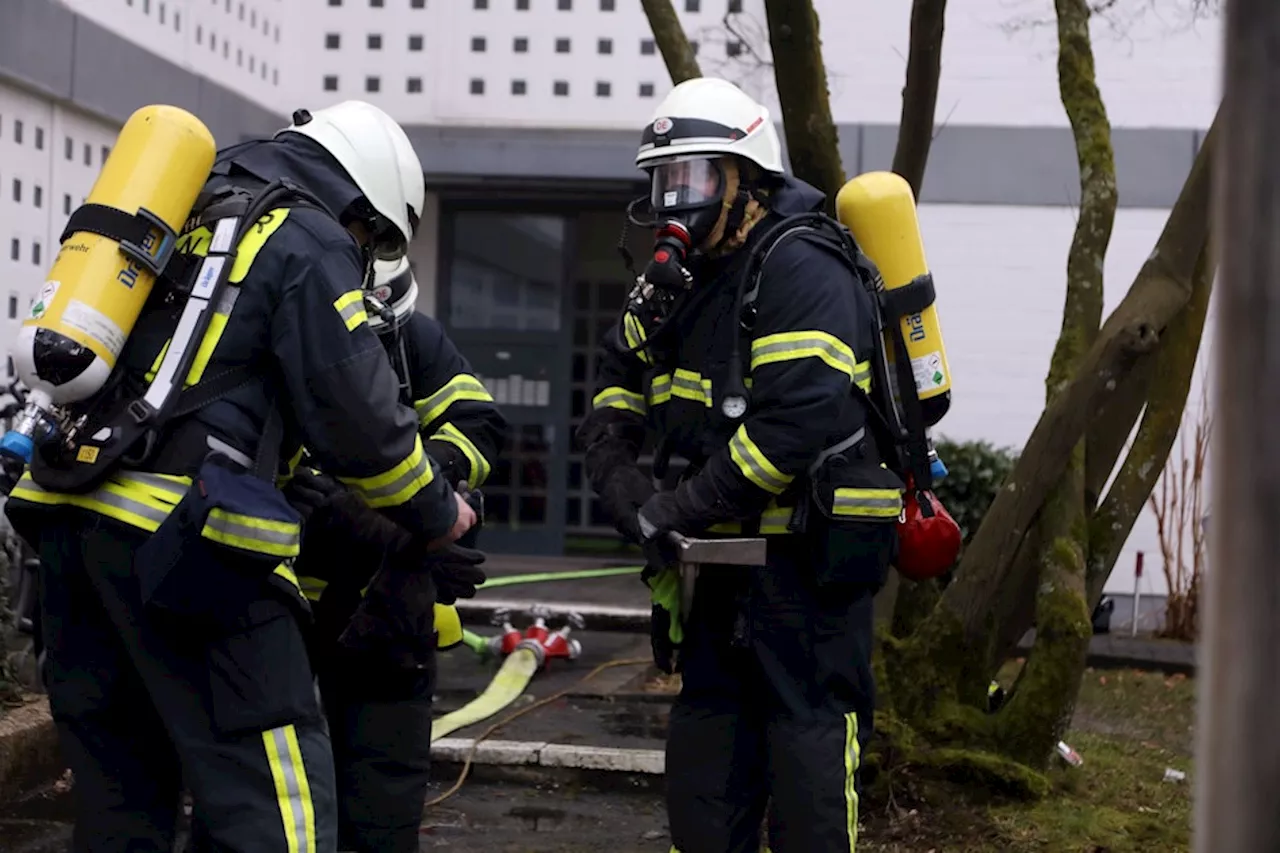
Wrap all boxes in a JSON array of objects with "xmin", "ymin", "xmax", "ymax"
[
  {"xmin": 9, "ymin": 471, "xmax": 191, "ymax": 533},
  {"xmin": 728, "ymin": 426, "xmax": 793, "ymax": 495},
  {"xmin": 832, "ymin": 487, "xmax": 903, "ymax": 519},
  {"xmin": 277, "ymin": 446, "xmax": 307, "ymax": 487},
  {"xmin": 272, "ymin": 563, "xmax": 302, "ymax": 593},
  {"xmin": 854, "ymin": 362, "xmax": 872, "ymax": 393},
  {"xmin": 592, "ymin": 386, "xmax": 646, "ymax": 415},
  {"xmin": 337, "ymin": 434, "xmax": 434, "ymax": 508},
  {"xmin": 332, "ymin": 290, "xmax": 368, "ymax": 332},
  {"xmin": 186, "ymin": 310, "xmax": 231, "ymax": 385},
  {"xmin": 431, "ymin": 422, "xmax": 492, "ymax": 488},
  {"xmin": 751, "ymin": 331, "xmax": 863, "ymax": 383},
  {"xmin": 623, "ymin": 312, "xmax": 652, "ymax": 365},
  {"xmin": 263, "ymin": 724, "xmax": 317, "ymax": 853},
  {"xmin": 414, "ymin": 374, "xmax": 495, "ymax": 427},
  {"xmin": 435, "ymin": 603, "xmax": 464, "ymax": 649},
  {"xmin": 671, "ymin": 368, "xmax": 712, "ymax": 407},
  {"xmin": 845, "ymin": 711, "xmax": 860, "ymax": 852},
  {"xmin": 706, "ymin": 503, "xmax": 795, "ymax": 535},
  {"xmin": 649, "ymin": 374, "xmax": 672, "ymax": 406},
  {"xmin": 202, "ymin": 509, "xmax": 301, "ymax": 558},
  {"xmin": 298, "ymin": 575, "xmax": 328, "ymax": 603},
  {"xmin": 230, "ymin": 208, "xmax": 291, "ymax": 283}
]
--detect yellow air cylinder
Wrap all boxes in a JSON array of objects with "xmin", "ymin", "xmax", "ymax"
[
  {"xmin": 835, "ymin": 171, "xmax": 952, "ymax": 427},
  {"xmin": 12, "ymin": 105, "xmax": 216, "ymax": 409}
]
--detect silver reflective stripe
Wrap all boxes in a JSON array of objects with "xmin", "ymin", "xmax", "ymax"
[
  {"xmin": 729, "ymin": 432, "xmax": 790, "ymax": 493},
  {"xmin": 337, "ymin": 298, "xmax": 364, "ymax": 327},
  {"xmin": 359, "ymin": 454, "xmax": 431, "ymax": 503},
  {"xmin": 853, "ymin": 362, "xmax": 872, "ymax": 389},
  {"xmin": 207, "ymin": 435, "xmax": 253, "ymax": 469},
  {"xmin": 205, "ymin": 511, "xmax": 300, "ymax": 551},
  {"xmin": 833, "ymin": 492, "xmax": 903, "ymax": 514},
  {"xmin": 14, "ymin": 476, "xmax": 173, "ymax": 526},
  {"xmin": 752, "ymin": 336, "xmax": 858, "ymax": 375},
  {"xmin": 671, "ymin": 372, "xmax": 710, "ymax": 405},
  {"xmin": 416, "ymin": 375, "xmax": 489, "ymax": 418},
  {"xmin": 265, "ymin": 726, "xmax": 311, "ymax": 853},
  {"xmin": 809, "ymin": 428, "xmax": 866, "ymax": 477}
]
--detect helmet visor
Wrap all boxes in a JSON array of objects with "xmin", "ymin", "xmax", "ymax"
[{"xmin": 649, "ymin": 156, "xmax": 723, "ymax": 213}]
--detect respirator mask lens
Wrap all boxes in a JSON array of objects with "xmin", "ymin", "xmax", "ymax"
[{"xmin": 649, "ymin": 156, "xmax": 724, "ymax": 213}]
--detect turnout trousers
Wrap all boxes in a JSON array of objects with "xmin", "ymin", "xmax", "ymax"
[
  {"xmin": 666, "ymin": 537, "xmax": 885, "ymax": 853},
  {"xmin": 35, "ymin": 512, "xmax": 336, "ymax": 852}
]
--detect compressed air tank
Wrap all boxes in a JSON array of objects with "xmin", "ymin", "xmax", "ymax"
[
  {"xmin": 835, "ymin": 171, "xmax": 953, "ymax": 428},
  {"xmin": 1, "ymin": 105, "xmax": 215, "ymax": 461}
]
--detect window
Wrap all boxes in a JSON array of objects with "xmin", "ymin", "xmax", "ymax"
[
  {"xmin": 728, "ymin": 0, "xmax": 742, "ymax": 10},
  {"xmin": 144, "ymin": 0, "xmax": 150, "ymax": 12},
  {"xmin": 210, "ymin": 34, "xmax": 217, "ymax": 50},
  {"xmin": 64, "ymin": 137, "xmax": 73, "ymax": 160},
  {"xmin": 411, "ymin": 0, "xmax": 425, "ymax": 7},
  {"xmin": 365, "ymin": 76, "xmax": 381, "ymax": 93},
  {"xmin": 261, "ymin": 63, "xmax": 268, "ymax": 80},
  {"xmin": 238, "ymin": 1, "xmax": 244, "ymax": 18},
  {"xmin": 368, "ymin": 34, "xmax": 382, "ymax": 49},
  {"xmin": 685, "ymin": 0, "xmax": 700, "ymax": 10},
  {"xmin": 558, "ymin": 0, "xmax": 571, "ymax": 8},
  {"xmin": 250, "ymin": 9, "xmax": 255, "ymax": 25},
  {"xmin": 32, "ymin": 243, "xmax": 41, "ymax": 266},
  {"xmin": 370, "ymin": 0, "xmax": 383, "ymax": 6},
  {"xmin": 471, "ymin": 37, "xmax": 486, "ymax": 52},
  {"xmin": 63, "ymin": 194, "xmax": 71, "ymax": 215},
  {"xmin": 639, "ymin": 81, "xmax": 655, "ymax": 97},
  {"xmin": 555, "ymin": 38, "xmax": 570, "ymax": 53},
  {"xmin": 727, "ymin": 40, "xmax": 742, "ymax": 57},
  {"xmin": 407, "ymin": 77, "xmax": 423, "ymax": 93},
  {"xmin": 102, "ymin": 146, "xmax": 110, "ymax": 164},
  {"xmin": 598, "ymin": 38, "xmax": 612, "ymax": 54},
  {"xmin": 33, "ymin": 186, "xmax": 42, "ymax": 209},
  {"xmin": 159, "ymin": 3, "xmax": 166, "ymax": 24},
  {"xmin": 8, "ymin": 240, "xmax": 17, "ymax": 262},
  {"xmin": 13, "ymin": 120, "xmax": 21, "ymax": 145},
  {"xmin": 11, "ymin": 180, "xmax": 20, "ymax": 203},
  {"xmin": 275, "ymin": 25, "xmax": 280, "ymax": 42},
  {"xmin": 84, "ymin": 143, "xmax": 92, "ymax": 165},
  {"xmin": 595, "ymin": 81, "xmax": 611, "ymax": 97},
  {"xmin": 328, "ymin": 0, "xmax": 341, "ymax": 6},
  {"xmin": 197, "ymin": 24, "xmax": 203, "ymax": 43},
  {"xmin": 600, "ymin": 0, "xmax": 615, "ymax": 9},
  {"xmin": 470, "ymin": 78, "xmax": 485, "ymax": 95},
  {"xmin": 553, "ymin": 80, "xmax": 569, "ymax": 96},
  {"xmin": 513, "ymin": 37, "xmax": 528, "ymax": 52},
  {"xmin": 640, "ymin": 38, "xmax": 655, "ymax": 55},
  {"xmin": 690, "ymin": 40, "xmax": 700, "ymax": 55},
  {"xmin": 325, "ymin": 33, "xmax": 340, "ymax": 49},
  {"xmin": 7, "ymin": 295, "xmax": 16, "ymax": 320},
  {"xmin": 408, "ymin": 34, "xmax": 423, "ymax": 50},
  {"xmin": 249, "ymin": 56, "xmax": 256, "ymax": 72},
  {"xmin": 237, "ymin": 48, "xmax": 243, "ymax": 66},
  {"xmin": 224, "ymin": 41, "xmax": 230, "ymax": 58},
  {"xmin": 511, "ymin": 79, "xmax": 527, "ymax": 95},
  {"xmin": 34, "ymin": 127, "xmax": 44, "ymax": 150},
  {"xmin": 6, "ymin": 358, "xmax": 12, "ymax": 379},
  {"xmin": 474, "ymin": 0, "xmax": 488, "ymax": 8},
  {"xmin": 273, "ymin": 68, "xmax": 279, "ymax": 85},
  {"xmin": 324, "ymin": 75, "xmax": 339, "ymax": 91},
  {"xmin": 516, "ymin": 0, "xmax": 529, "ymax": 8}
]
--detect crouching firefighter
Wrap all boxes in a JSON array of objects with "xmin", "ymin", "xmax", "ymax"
[
  {"xmin": 1, "ymin": 100, "xmax": 476, "ymax": 852},
  {"xmin": 245, "ymin": 257, "xmax": 504, "ymax": 853},
  {"xmin": 577, "ymin": 77, "xmax": 951, "ymax": 853}
]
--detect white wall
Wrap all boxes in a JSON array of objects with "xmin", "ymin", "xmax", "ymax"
[
  {"xmin": 919, "ymin": 202, "xmax": 1214, "ymax": 597},
  {"xmin": 0, "ymin": 82, "xmax": 121, "ymax": 379}
]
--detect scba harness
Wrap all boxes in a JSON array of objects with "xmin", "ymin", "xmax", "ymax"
[{"xmin": 29, "ymin": 176, "xmax": 333, "ymax": 495}]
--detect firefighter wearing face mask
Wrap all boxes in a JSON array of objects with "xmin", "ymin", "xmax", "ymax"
[
  {"xmin": 577, "ymin": 78, "xmax": 901, "ymax": 853},
  {"xmin": 4, "ymin": 101, "xmax": 477, "ymax": 852}
]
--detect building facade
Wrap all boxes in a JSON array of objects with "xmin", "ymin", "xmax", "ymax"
[{"xmin": 1, "ymin": 0, "xmax": 1220, "ymax": 604}]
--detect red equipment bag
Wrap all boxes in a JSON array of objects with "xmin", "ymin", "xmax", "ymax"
[{"xmin": 896, "ymin": 477, "xmax": 963, "ymax": 582}]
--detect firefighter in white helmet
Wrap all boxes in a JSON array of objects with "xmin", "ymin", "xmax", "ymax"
[
  {"xmin": 6, "ymin": 100, "xmax": 477, "ymax": 851},
  {"xmin": 578, "ymin": 77, "xmax": 899, "ymax": 852}
]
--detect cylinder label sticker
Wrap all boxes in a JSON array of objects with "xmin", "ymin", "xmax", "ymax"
[
  {"xmin": 30, "ymin": 281, "xmax": 60, "ymax": 320},
  {"xmin": 62, "ymin": 299, "xmax": 127, "ymax": 358},
  {"xmin": 911, "ymin": 351, "xmax": 947, "ymax": 390}
]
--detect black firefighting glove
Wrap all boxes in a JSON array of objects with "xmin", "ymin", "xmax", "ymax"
[
  {"xmin": 635, "ymin": 498, "xmax": 686, "ymax": 674},
  {"xmin": 426, "ymin": 544, "xmax": 488, "ymax": 605},
  {"xmin": 282, "ymin": 468, "xmax": 346, "ymax": 523},
  {"xmin": 338, "ymin": 563, "xmax": 438, "ymax": 670},
  {"xmin": 600, "ymin": 465, "xmax": 657, "ymax": 544},
  {"xmin": 578, "ymin": 408, "xmax": 653, "ymax": 542}
]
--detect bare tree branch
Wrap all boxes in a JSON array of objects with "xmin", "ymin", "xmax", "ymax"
[
  {"xmin": 641, "ymin": 0, "xmax": 703, "ymax": 84},
  {"xmin": 893, "ymin": 0, "xmax": 949, "ymax": 198}
]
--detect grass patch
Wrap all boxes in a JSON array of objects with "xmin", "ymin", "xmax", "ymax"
[{"xmin": 862, "ymin": 663, "xmax": 1195, "ymax": 852}]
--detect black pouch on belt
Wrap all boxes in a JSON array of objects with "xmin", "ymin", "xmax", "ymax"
[
  {"xmin": 805, "ymin": 451, "xmax": 904, "ymax": 593},
  {"xmin": 135, "ymin": 453, "xmax": 301, "ymax": 632}
]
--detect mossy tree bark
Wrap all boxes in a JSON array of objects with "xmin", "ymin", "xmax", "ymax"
[
  {"xmin": 641, "ymin": 0, "xmax": 703, "ymax": 84},
  {"xmin": 892, "ymin": 0, "xmax": 948, "ymax": 198}
]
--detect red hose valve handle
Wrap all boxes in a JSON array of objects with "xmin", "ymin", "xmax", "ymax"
[{"xmin": 524, "ymin": 605, "xmax": 551, "ymax": 644}]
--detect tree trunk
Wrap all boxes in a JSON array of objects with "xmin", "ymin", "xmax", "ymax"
[
  {"xmin": 641, "ymin": 0, "xmax": 703, "ymax": 83},
  {"xmin": 763, "ymin": 0, "xmax": 845, "ymax": 198},
  {"xmin": 1087, "ymin": 238, "xmax": 1214, "ymax": 608},
  {"xmin": 1196, "ymin": 0, "xmax": 1280, "ymax": 846},
  {"xmin": 989, "ymin": 0, "xmax": 1115, "ymax": 768},
  {"xmin": 892, "ymin": 0, "xmax": 948, "ymax": 198}
]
